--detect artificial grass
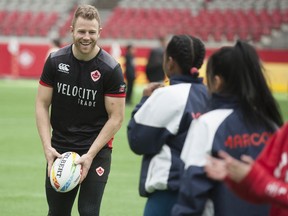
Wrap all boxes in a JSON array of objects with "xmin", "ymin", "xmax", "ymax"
[{"xmin": 0, "ymin": 79, "xmax": 287, "ymax": 216}]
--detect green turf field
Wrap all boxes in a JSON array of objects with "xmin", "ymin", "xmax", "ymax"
[{"xmin": 0, "ymin": 79, "xmax": 287, "ymax": 216}]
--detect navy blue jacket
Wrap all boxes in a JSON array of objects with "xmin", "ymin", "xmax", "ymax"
[
  {"xmin": 127, "ymin": 75, "xmax": 209, "ymax": 197},
  {"xmin": 172, "ymin": 94, "xmax": 276, "ymax": 216}
]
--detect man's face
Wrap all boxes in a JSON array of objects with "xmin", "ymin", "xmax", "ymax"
[{"xmin": 71, "ymin": 17, "xmax": 101, "ymax": 59}]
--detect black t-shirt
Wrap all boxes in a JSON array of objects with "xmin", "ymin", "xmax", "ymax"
[{"xmin": 40, "ymin": 45, "xmax": 126, "ymax": 153}]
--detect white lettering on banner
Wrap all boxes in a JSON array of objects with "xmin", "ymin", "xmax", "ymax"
[{"xmin": 56, "ymin": 82, "xmax": 97, "ymax": 107}]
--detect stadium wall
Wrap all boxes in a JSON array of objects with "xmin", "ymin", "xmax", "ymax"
[{"xmin": 0, "ymin": 43, "xmax": 288, "ymax": 93}]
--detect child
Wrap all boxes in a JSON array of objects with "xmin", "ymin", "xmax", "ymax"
[{"xmin": 172, "ymin": 41, "xmax": 283, "ymax": 216}]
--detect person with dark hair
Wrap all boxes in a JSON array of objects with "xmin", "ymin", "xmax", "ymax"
[
  {"xmin": 46, "ymin": 38, "xmax": 62, "ymax": 59},
  {"xmin": 127, "ymin": 35, "xmax": 209, "ymax": 216},
  {"xmin": 124, "ymin": 44, "xmax": 136, "ymax": 105},
  {"xmin": 35, "ymin": 4, "xmax": 126, "ymax": 216},
  {"xmin": 172, "ymin": 40, "xmax": 283, "ymax": 216},
  {"xmin": 52, "ymin": 38, "xmax": 61, "ymax": 49},
  {"xmin": 145, "ymin": 36, "xmax": 166, "ymax": 83},
  {"xmin": 205, "ymin": 122, "xmax": 288, "ymax": 216}
]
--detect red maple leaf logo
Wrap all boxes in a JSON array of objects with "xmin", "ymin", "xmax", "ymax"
[
  {"xmin": 96, "ymin": 166, "xmax": 105, "ymax": 176},
  {"xmin": 91, "ymin": 70, "xmax": 101, "ymax": 82}
]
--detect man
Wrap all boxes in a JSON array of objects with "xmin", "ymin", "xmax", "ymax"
[
  {"xmin": 124, "ymin": 44, "xmax": 136, "ymax": 105},
  {"xmin": 145, "ymin": 36, "xmax": 166, "ymax": 83},
  {"xmin": 35, "ymin": 5, "xmax": 126, "ymax": 216},
  {"xmin": 45, "ymin": 38, "xmax": 61, "ymax": 59}
]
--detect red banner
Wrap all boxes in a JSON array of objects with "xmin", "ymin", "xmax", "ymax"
[
  {"xmin": 0, "ymin": 43, "xmax": 287, "ymax": 79},
  {"xmin": 0, "ymin": 43, "xmax": 49, "ymax": 78}
]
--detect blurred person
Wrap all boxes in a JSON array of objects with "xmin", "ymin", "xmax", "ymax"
[
  {"xmin": 46, "ymin": 38, "xmax": 62, "ymax": 58},
  {"xmin": 110, "ymin": 41, "xmax": 121, "ymax": 62},
  {"xmin": 145, "ymin": 36, "xmax": 166, "ymax": 83},
  {"xmin": 7, "ymin": 37, "xmax": 20, "ymax": 78},
  {"xmin": 205, "ymin": 122, "xmax": 288, "ymax": 216},
  {"xmin": 124, "ymin": 44, "xmax": 136, "ymax": 105},
  {"xmin": 35, "ymin": 5, "xmax": 126, "ymax": 216},
  {"xmin": 172, "ymin": 40, "xmax": 283, "ymax": 216},
  {"xmin": 127, "ymin": 35, "xmax": 209, "ymax": 216}
]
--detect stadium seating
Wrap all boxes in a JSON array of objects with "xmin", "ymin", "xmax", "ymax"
[
  {"xmin": 0, "ymin": 0, "xmax": 75, "ymax": 37},
  {"xmin": 0, "ymin": 0, "xmax": 287, "ymax": 45},
  {"xmin": 100, "ymin": 5, "xmax": 288, "ymax": 43},
  {"xmin": 0, "ymin": 10, "xmax": 58, "ymax": 37}
]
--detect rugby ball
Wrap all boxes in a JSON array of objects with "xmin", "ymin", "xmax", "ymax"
[{"xmin": 50, "ymin": 151, "xmax": 82, "ymax": 193}]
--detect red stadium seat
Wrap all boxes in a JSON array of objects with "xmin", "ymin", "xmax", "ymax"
[{"xmin": 0, "ymin": 1, "xmax": 285, "ymax": 42}]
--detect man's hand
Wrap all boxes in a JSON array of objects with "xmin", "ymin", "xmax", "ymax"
[
  {"xmin": 75, "ymin": 153, "xmax": 94, "ymax": 183},
  {"xmin": 45, "ymin": 147, "xmax": 62, "ymax": 177}
]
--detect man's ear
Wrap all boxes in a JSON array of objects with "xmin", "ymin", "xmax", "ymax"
[{"xmin": 98, "ymin": 27, "xmax": 102, "ymax": 37}]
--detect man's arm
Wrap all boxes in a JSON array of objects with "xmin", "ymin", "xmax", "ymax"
[
  {"xmin": 76, "ymin": 96, "xmax": 125, "ymax": 182},
  {"xmin": 35, "ymin": 84, "xmax": 61, "ymax": 176}
]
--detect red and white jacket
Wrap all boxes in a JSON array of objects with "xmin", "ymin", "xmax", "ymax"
[{"xmin": 227, "ymin": 123, "xmax": 288, "ymax": 216}]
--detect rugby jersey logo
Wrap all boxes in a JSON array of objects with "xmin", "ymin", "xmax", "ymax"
[
  {"xmin": 119, "ymin": 84, "xmax": 126, "ymax": 93},
  {"xmin": 58, "ymin": 63, "xmax": 70, "ymax": 73},
  {"xmin": 96, "ymin": 166, "xmax": 105, "ymax": 176},
  {"xmin": 91, "ymin": 70, "xmax": 101, "ymax": 82}
]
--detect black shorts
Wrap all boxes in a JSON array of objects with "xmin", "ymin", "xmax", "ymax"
[{"xmin": 45, "ymin": 147, "xmax": 112, "ymax": 216}]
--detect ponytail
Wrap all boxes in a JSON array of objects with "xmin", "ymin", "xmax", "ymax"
[
  {"xmin": 166, "ymin": 35, "xmax": 206, "ymax": 77},
  {"xmin": 207, "ymin": 40, "xmax": 283, "ymax": 129}
]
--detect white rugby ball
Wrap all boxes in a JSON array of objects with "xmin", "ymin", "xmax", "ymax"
[{"xmin": 50, "ymin": 151, "xmax": 82, "ymax": 193}]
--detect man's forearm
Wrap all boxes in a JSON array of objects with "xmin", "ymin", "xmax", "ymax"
[
  {"xmin": 87, "ymin": 116, "xmax": 123, "ymax": 158},
  {"xmin": 35, "ymin": 104, "xmax": 52, "ymax": 152}
]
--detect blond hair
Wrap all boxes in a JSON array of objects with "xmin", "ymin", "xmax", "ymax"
[{"xmin": 71, "ymin": 5, "xmax": 101, "ymax": 28}]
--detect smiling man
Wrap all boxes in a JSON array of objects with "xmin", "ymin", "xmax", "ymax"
[{"xmin": 35, "ymin": 5, "xmax": 126, "ymax": 216}]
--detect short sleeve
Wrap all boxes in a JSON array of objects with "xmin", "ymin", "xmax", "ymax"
[
  {"xmin": 40, "ymin": 55, "xmax": 55, "ymax": 87},
  {"xmin": 104, "ymin": 64, "xmax": 126, "ymax": 97}
]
